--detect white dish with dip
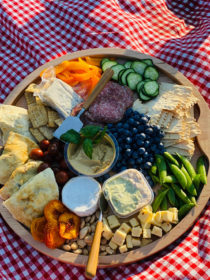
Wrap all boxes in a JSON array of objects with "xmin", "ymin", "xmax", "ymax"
[{"xmin": 102, "ymin": 169, "xmax": 154, "ymax": 218}]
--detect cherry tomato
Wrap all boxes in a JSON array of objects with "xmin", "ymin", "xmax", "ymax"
[
  {"xmin": 55, "ymin": 171, "xmax": 69, "ymax": 185},
  {"xmin": 30, "ymin": 149, "xmax": 44, "ymax": 160},
  {"xmin": 37, "ymin": 162, "xmax": 50, "ymax": 173},
  {"xmin": 39, "ymin": 139, "xmax": 50, "ymax": 151}
]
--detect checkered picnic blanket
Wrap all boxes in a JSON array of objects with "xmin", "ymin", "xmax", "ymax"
[{"xmin": 0, "ymin": 1, "xmax": 209, "ymax": 279}]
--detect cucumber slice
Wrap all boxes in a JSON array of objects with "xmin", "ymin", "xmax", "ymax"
[
  {"xmin": 100, "ymin": 58, "xmax": 110, "ymax": 67},
  {"xmin": 111, "ymin": 64, "xmax": 125, "ymax": 81},
  {"xmin": 131, "ymin": 61, "xmax": 147, "ymax": 75},
  {"xmin": 139, "ymin": 90, "xmax": 152, "ymax": 102},
  {"xmin": 141, "ymin": 59, "xmax": 153, "ymax": 66},
  {"xmin": 136, "ymin": 81, "xmax": 145, "ymax": 93},
  {"xmin": 143, "ymin": 81, "xmax": 159, "ymax": 97},
  {"xmin": 124, "ymin": 61, "xmax": 132, "ymax": 68},
  {"xmin": 126, "ymin": 72, "xmax": 143, "ymax": 91},
  {"xmin": 102, "ymin": 61, "xmax": 117, "ymax": 72},
  {"xmin": 120, "ymin": 69, "xmax": 135, "ymax": 85},
  {"xmin": 118, "ymin": 69, "xmax": 127, "ymax": 84},
  {"xmin": 144, "ymin": 66, "xmax": 159, "ymax": 80}
]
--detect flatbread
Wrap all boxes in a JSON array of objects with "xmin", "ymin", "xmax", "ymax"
[
  {"xmin": 27, "ymin": 103, "xmax": 48, "ymax": 128},
  {"xmin": 47, "ymin": 108, "xmax": 60, "ymax": 127},
  {"xmin": 3, "ymin": 168, "xmax": 59, "ymax": 228},
  {"xmin": 0, "ymin": 161, "xmax": 42, "ymax": 200},
  {"xmin": 39, "ymin": 126, "xmax": 54, "ymax": 140},
  {"xmin": 0, "ymin": 132, "xmax": 38, "ymax": 185},
  {"xmin": 0, "ymin": 105, "xmax": 34, "ymax": 144}
]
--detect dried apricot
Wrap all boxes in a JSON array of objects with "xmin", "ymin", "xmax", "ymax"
[
  {"xmin": 31, "ymin": 216, "xmax": 47, "ymax": 243},
  {"xmin": 59, "ymin": 212, "xmax": 80, "ymax": 239},
  {"xmin": 44, "ymin": 200, "xmax": 68, "ymax": 223},
  {"xmin": 44, "ymin": 222, "xmax": 65, "ymax": 249}
]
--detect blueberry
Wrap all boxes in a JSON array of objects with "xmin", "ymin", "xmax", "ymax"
[
  {"xmin": 153, "ymin": 125, "xmax": 160, "ymax": 132},
  {"xmin": 125, "ymin": 137, "xmax": 132, "ymax": 144},
  {"xmin": 132, "ymin": 127, "xmax": 138, "ymax": 134},
  {"xmin": 147, "ymin": 155, "xmax": 154, "ymax": 163},
  {"xmin": 137, "ymin": 125, "xmax": 144, "ymax": 133},
  {"xmin": 133, "ymin": 112, "xmax": 141, "ymax": 120},
  {"xmin": 151, "ymin": 144, "xmax": 157, "ymax": 152},
  {"xmin": 138, "ymin": 147, "xmax": 145, "ymax": 155},
  {"xmin": 117, "ymin": 137, "xmax": 123, "ymax": 144},
  {"xmin": 137, "ymin": 139, "xmax": 144, "ymax": 146},
  {"xmin": 128, "ymin": 158, "xmax": 135, "ymax": 166},
  {"xmin": 125, "ymin": 108, "xmax": 133, "ymax": 117},
  {"xmin": 134, "ymin": 120, "xmax": 140, "ymax": 127},
  {"xmin": 118, "ymin": 128, "xmax": 124, "ymax": 134},
  {"xmin": 124, "ymin": 144, "xmax": 131, "ymax": 150},
  {"xmin": 117, "ymin": 153, "xmax": 122, "ymax": 161},
  {"xmin": 117, "ymin": 122, "xmax": 123, "ymax": 128},
  {"xmin": 145, "ymin": 127, "xmax": 153, "ymax": 135},
  {"xmin": 140, "ymin": 116, "xmax": 148, "ymax": 125},
  {"xmin": 128, "ymin": 118, "xmax": 135, "ymax": 126},
  {"xmin": 132, "ymin": 143, "xmax": 138, "ymax": 149},
  {"xmin": 107, "ymin": 123, "xmax": 113, "ymax": 129},
  {"xmin": 132, "ymin": 151, "xmax": 138, "ymax": 159},
  {"xmin": 143, "ymin": 151, "xmax": 149, "ymax": 158},
  {"xmin": 139, "ymin": 133, "xmax": 146, "ymax": 140},
  {"xmin": 125, "ymin": 148, "xmax": 132, "ymax": 157},
  {"xmin": 113, "ymin": 132, "xmax": 118, "ymax": 138},
  {"xmin": 124, "ymin": 129, "xmax": 131, "ymax": 136},
  {"xmin": 144, "ymin": 140, "xmax": 151, "ymax": 148},
  {"xmin": 144, "ymin": 124, "xmax": 150, "ymax": 130},
  {"xmin": 136, "ymin": 157, "xmax": 143, "ymax": 164}
]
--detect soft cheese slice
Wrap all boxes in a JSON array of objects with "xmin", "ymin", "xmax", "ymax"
[
  {"xmin": 0, "ymin": 161, "xmax": 42, "ymax": 200},
  {"xmin": 0, "ymin": 105, "xmax": 34, "ymax": 143},
  {"xmin": 3, "ymin": 168, "xmax": 59, "ymax": 228},
  {"xmin": 0, "ymin": 132, "xmax": 38, "ymax": 185}
]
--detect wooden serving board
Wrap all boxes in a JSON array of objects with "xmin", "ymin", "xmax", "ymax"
[{"xmin": 0, "ymin": 48, "xmax": 209, "ymax": 268}]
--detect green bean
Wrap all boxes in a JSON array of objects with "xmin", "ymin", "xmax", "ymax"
[
  {"xmin": 148, "ymin": 170, "xmax": 160, "ymax": 185},
  {"xmin": 167, "ymin": 188, "xmax": 176, "ymax": 206},
  {"xmin": 189, "ymin": 196, "xmax": 197, "ymax": 205},
  {"xmin": 150, "ymin": 163, "xmax": 158, "ymax": 175},
  {"xmin": 176, "ymin": 153, "xmax": 196, "ymax": 179},
  {"xmin": 196, "ymin": 156, "xmax": 207, "ymax": 184},
  {"xmin": 193, "ymin": 174, "xmax": 201, "ymax": 190},
  {"xmin": 155, "ymin": 154, "xmax": 167, "ymax": 184},
  {"xmin": 171, "ymin": 183, "xmax": 192, "ymax": 204},
  {"xmin": 181, "ymin": 165, "xmax": 197, "ymax": 196},
  {"xmin": 152, "ymin": 189, "xmax": 169, "ymax": 212},
  {"xmin": 163, "ymin": 152, "xmax": 179, "ymax": 166},
  {"xmin": 169, "ymin": 164, "xmax": 187, "ymax": 189},
  {"xmin": 178, "ymin": 203, "xmax": 195, "ymax": 219},
  {"xmin": 160, "ymin": 196, "xmax": 168, "ymax": 210},
  {"xmin": 164, "ymin": 175, "xmax": 177, "ymax": 184}
]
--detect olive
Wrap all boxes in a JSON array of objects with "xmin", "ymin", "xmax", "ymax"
[
  {"xmin": 55, "ymin": 171, "xmax": 69, "ymax": 185},
  {"xmin": 30, "ymin": 148, "xmax": 44, "ymax": 160},
  {"xmin": 43, "ymin": 151, "xmax": 53, "ymax": 162},
  {"xmin": 39, "ymin": 139, "xmax": 50, "ymax": 151},
  {"xmin": 60, "ymin": 159, "xmax": 68, "ymax": 170},
  {"xmin": 37, "ymin": 162, "xmax": 50, "ymax": 173},
  {"xmin": 48, "ymin": 143, "xmax": 59, "ymax": 155}
]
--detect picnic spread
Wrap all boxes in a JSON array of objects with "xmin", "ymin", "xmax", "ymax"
[{"xmin": 0, "ymin": 1, "xmax": 209, "ymax": 280}]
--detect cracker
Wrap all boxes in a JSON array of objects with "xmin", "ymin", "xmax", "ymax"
[
  {"xmin": 157, "ymin": 110, "xmax": 173, "ymax": 129},
  {"xmin": 25, "ymin": 83, "xmax": 37, "ymax": 93},
  {"xmin": 39, "ymin": 126, "xmax": 54, "ymax": 140},
  {"xmin": 30, "ymin": 128, "xmax": 45, "ymax": 142},
  {"xmin": 28, "ymin": 103, "xmax": 48, "ymax": 128},
  {"xmin": 166, "ymin": 147, "xmax": 193, "ymax": 158},
  {"xmin": 47, "ymin": 108, "xmax": 60, "ymax": 128},
  {"xmin": 54, "ymin": 118, "xmax": 64, "ymax": 127},
  {"xmin": 24, "ymin": 91, "xmax": 36, "ymax": 106}
]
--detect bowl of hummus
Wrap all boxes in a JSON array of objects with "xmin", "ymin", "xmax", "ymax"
[{"xmin": 64, "ymin": 132, "xmax": 119, "ymax": 177}]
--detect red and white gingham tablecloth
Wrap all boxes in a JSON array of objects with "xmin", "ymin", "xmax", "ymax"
[{"xmin": 0, "ymin": 1, "xmax": 209, "ymax": 279}]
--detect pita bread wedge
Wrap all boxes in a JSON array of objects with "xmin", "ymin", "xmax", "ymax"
[
  {"xmin": 0, "ymin": 161, "xmax": 42, "ymax": 200},
  {"xmin": 0, "ymin": 105, "xmax": 34, "ymax": 143},
  {"xmin": 3, "ymin": 168, "xmax": 59, "ymax": 228},
  {"xmin": 0, "ymin": 132, "xmax": 38, "ymax": 185}
]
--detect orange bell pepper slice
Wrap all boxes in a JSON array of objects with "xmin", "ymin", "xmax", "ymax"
[
  {"xmin": 84, "ymin": 56, "xmax": 102, "ymax": 66},
  {"xmin": 44, "ymin": 222, "xmax": 65, "ymax": 249},
  {"xmin": 59, "ymin": 212, "xmax": 80, "ymax": 240},
  {"xmin": 44, "ymin": 200, "xmax": 68, "ymax": 224},
  {"xmin": 31, "ymin": 216, "xmax": 46, "ymax": 243}
]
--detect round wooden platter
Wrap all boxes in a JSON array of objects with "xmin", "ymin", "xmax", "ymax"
[{"xmin": 0, "ymin": 48, "xmax": 209, "ymax": 268}]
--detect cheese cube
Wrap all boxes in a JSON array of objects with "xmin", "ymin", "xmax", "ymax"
[
  {"xmin": 102, "ymin": 223, "xmax": 113, "ymax": 240},
  {"xmin": 129, "ymin": 217, "xmax": 139, "ymax": 227},
  {"xmin": 112, "ymin": 229, "xmax": 126, "ymax": 246},
  {"xmin": 119, "ymin": 245, "xmax": 128, "ymax": 254},
  {"xmin": 126, "ymin": 235, "xmax": 133, "ymax": 249},
  {"xmin": 142, "ymin": 205, "xmax": 153, "ymax": 212},
  {"xmin": 143, "ymin": 229, "xmax": 151, "ymax": 239},
  {"xmin": 161, "ymin": 211, "xmax": 174, "ymax": 223},
  {"xmin": 141, "ymin": 238, "xmax": 152, "ymax": 247},
  {"xmin": 131, "ymin": 226, "xmax": 142, "ymax": 237},
  {"xmin": 102, "ymin": 217, "xmax": 108, "ymax": 226},
  {"xmin": 109, "ymin": 238, "xmax": 118, "ymax": 250},
  {"xmin": 132, "ymin": 238, "xmax": 141, "ymax": 247},
  {"xmin": 107, "ymin": 215, "xmax": 120, "ymax": 229},
  {"xmin": 169, "ymin": 208, "xmax": 179, "ymax": 224},
  {"xmin": 151, "ymin": 226, "xmax": 162, "ymax": 237},
  {"xmin": 138, "ymin": 209, "xmax": 153, "ymax": 224},
  {"xmin": 119, "ymin": 223, "xmax": 131, "ymax": 234},
  {"xmin": 141, "ymin": 221, "xmax": 152, "ymax": 229},
  {"xmin": 151, "ymin": 212, "xmax": 162, "ymax": 227},
  {"xmin": 161, "ymin": 222, "xmax": 172, "ymax": 233}
]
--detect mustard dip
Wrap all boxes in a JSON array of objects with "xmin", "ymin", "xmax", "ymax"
[
  {"xmin": 103, "ymin": 169, "xmax": 154, "ymax": 217},
  {"xmin": 68, "ymin": 137, "xmax": 114, "ymax": 175}
]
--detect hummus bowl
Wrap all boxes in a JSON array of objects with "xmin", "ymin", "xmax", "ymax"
[{"xmin": 64, "ymin": 132, "xmax": 119, "ymax": 177}]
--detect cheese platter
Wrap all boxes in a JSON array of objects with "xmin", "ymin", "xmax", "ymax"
[{"xmin": 0, "ymin": 48, "xmax": 209, "ymax": 271}]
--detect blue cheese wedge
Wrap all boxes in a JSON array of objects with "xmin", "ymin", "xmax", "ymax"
[{"xmin": 3, "ymin": 168, "xmax": 59, "ymax": 228}]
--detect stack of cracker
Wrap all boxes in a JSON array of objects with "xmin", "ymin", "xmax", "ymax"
[
  {"xmin": 132, "ymin": 82, "xmax": 201, "ymax": 158},
  {"xmin": 24, "ymin": 85, "xmax": 64, "ymax": 142}
]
